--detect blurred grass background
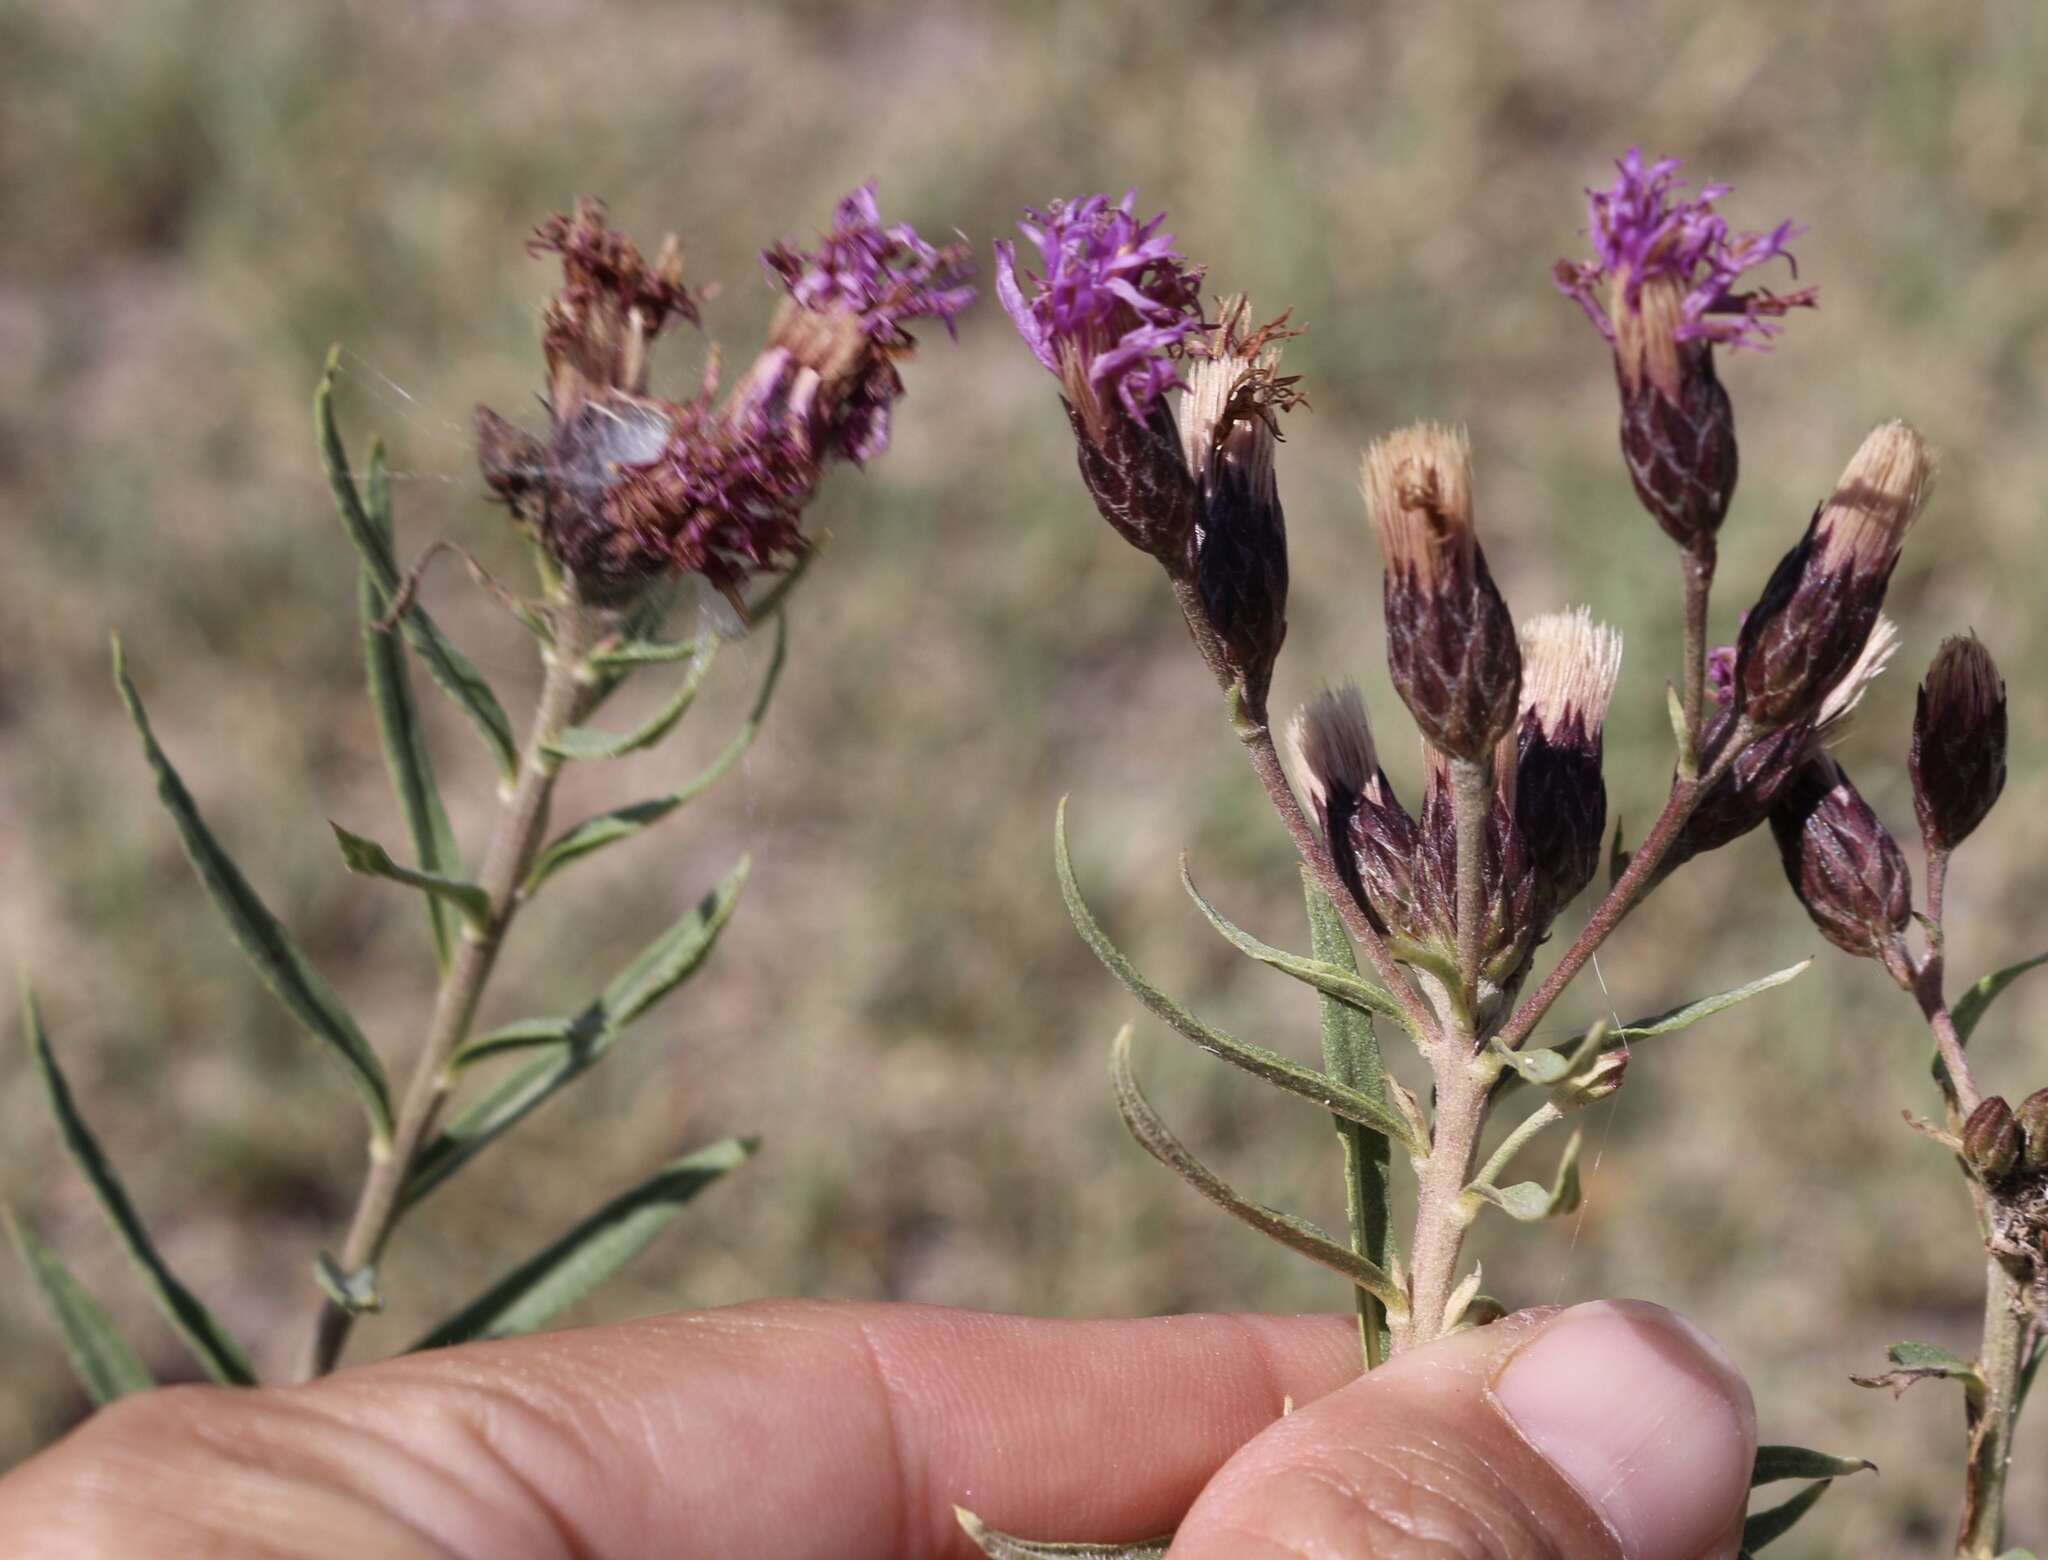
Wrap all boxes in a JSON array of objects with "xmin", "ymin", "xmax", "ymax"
[{"xmin": 3, "ymin": 0, "xmax": 2046, "ymax": 1549}]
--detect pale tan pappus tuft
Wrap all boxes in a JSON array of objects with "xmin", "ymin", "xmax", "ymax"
[
  {"xmin": 1815, "ymin": 419, "xmax": 1935, "ymax": 574},
  {"xmin": 1361, "ymin": 422, "xmax": 1475, "ymax": 586},
  {"xmin": 1816, "ymin": 615, "xmax": 1900, "ymax": 740},
  {"xmin": 1287, "ymin": 683, "xmax": 1379, "ymax": 813},
  {"xmin": 1517, "ymin": 607, "xmax": 1624, "ymax": 737},
  {"xmin": 1177, "ymin": 294, "xmax": 1291, "ymax": 492}
]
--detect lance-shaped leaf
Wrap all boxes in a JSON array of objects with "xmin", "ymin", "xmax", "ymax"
[
  {"xmin": 1112, "ymin": 1028, "xmax": 1405, "ymax": 1311},
  {"xmin": 956, "ymin": 1510, "xmax": 1169, "ymax": 1559},
  {"xmin": 412, "ymin": 1137, "xmax": 755, "ymax": 1351},
  {"xmin": 448, "ymin": 1017, "xmax": 577, "ymax": 1069},
  {"xmin": 1181, "ymin": 859, "xmax": 1409, "ymax": 1030},
  {"xmin": 1751, "ymin": 1444, "xmax": 1876, "ymax": 1484},
  {"xmin": 525, "ymin": 616, "xmax": 788, "ymax": 892},
  {"xmin": 547, "ymin": 637, "xmax": 723, "ymax": 762},
  {"xmin": 1851, "ymin": 1339, "xmax": 1983, "ymax": 1396},
  {"xmin": 330, "ymin": 822, "xmax": 490, "ymax": 929},
  {"xmin": 1953, "ymin": 950, "xmax": 2048, "ymax": 1045},
  {"xmin": 1058, "ymin": 803, "xmax": 1420, "ymax": 1152},
  {"xmin": 360, "ymin": 437, "xmax": 463, "ymax": 970},
  {"xmin": 1739, "ymin": 1477, "xmax": 1836, "ymax": 1555},
  {"xmin": 405, "ymin": 858, "xmax": 749, "ymax": 1206},
  {"xmin": 1305, "ymin": 873, "xmax": 1394, "ymax": 1369},
  {"xmin": 5, "ymin": 1210, "xmax": 156, "ymax": 1406},
  {"xmin": 318, "ymin": 348, "xmax": 517, "ymax": 779},
  {"xmin": 114, "ymin": 641, "xmax": 392, "ymax": 1140},
  {"xmin": 590, "ymin": 635, "xmax": 702, "ymax": 670},
  {"xmin": 24, "ymin": 986, "xmax": 256, "ymax": 1386},
  {"xmin": 1469, "ymin": 1130, "xmax": 1583, "ymax": 1222}
]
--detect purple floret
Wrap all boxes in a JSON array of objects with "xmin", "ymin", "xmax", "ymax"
[
  {"xmin": 763, "ymin": 181, "xmax": 977, "ymax": 342},
  {"xmin": 1555, "ymin": 148, "xmax": 1815, "ymax": 352},
  {"xmin": 995, "ymin": 191, "xmax": 1209, "ymax": 421}
]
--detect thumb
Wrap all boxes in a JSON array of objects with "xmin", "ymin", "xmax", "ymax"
[{"xmin": 1171, "ymin": 1300, "xmax": 1757, "ymax": 1560}]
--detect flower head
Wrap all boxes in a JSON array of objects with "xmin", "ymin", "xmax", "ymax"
[
  {"xmin": 1289, "ymin": 684, "xmax": 1422, "ymax": 941},
  {"xmin": 1555, "ymin": 149, "xmax": 1815, "ymax": 377},
  {"xmin": 1512, "ymin": 610, "xmax": 1623, "ymax": 927},
  {"xmin": 996, "ymin": 192, "xmax": 1209, "ymax": 436},
  {"xmin": 1769, "ymin": 753, "xmax": 1913, "ymax": 962}
]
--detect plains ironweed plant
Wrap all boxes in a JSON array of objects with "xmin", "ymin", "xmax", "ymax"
[
  {"xmin": 7, "ymin": 187, "xmax": 972, "ymax": 1387},
  {"xmin": 970, "ymin": 159, "xmax": 2043, "ymax": 1557}
]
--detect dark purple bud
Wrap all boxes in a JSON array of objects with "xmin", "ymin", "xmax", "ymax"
[
  {"xmin": 1911, "ymin": 633, "xmax": 2007, "ymax": 853},
  {"xmin": 1615, "ymin": 340, "xmax": 1737, "ymax": 549},
  {"xmin": 1288, "ymin": 685, "xmax": 1424, "ymax": 944},
  {"xmin": 2016, "ymin": 1087, "xmax": 2048, "ymax": 1173},
  {"xmin": 1962, "ymin": 1095, "xmax": 2022, "ymax": 1187},
  {"xmin": 1734, "ymin": 422, "xmax": 1930, "ymax": 732},
  {"xmin": 1512, "ymin": 610, "xmax": 1623, "ymax": 930},
  {"xmin": 1178, "ymin": 298, "xmax": 1303, "ymax": 714},
  {"xmin": 1417, "ymin": 757, "xmax": 1537, "ymax": 988},
  {"xmin": 1364, "ymin": 424, "xmax": 1521, "ymax": 763},
  {"xmin": 1769, "ymin": 753, "xmax": 1913, "ymax": 961}
]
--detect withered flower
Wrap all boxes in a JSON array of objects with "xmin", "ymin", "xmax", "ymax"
[
  {"xmin": 1911, "ymin": 633, "xmax": 2007, "ymax": 854},
  {"xmin": 1363, "ymin": 424, "xmax": 1521, "ymax": 763},
  {"xmin": 1176, "ymin": 296, "xmax": 1304, "ymax": 714},
  {"xmin": 1512, "ymin": 610, "xmax": 1623, "ymax": 929},
  {"xmin": 1555, "ymin": 149, "xmax": 1815, "ymax": 549},
  {"xmin": 479, "ymin": 187, "xmax": 973, "ymax": 606},
  {"xmin": 1734, "ymin": 421, "xmax": 1931, "ymax": 733},
  {"xmin": 1768, "ymin": 751, "xmax": 1913, "ymax": 962}
]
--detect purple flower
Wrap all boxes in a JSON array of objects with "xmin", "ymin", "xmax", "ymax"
[
  {"xmin": 995, "ymin": 191, "xmax": 1209, "ymax": 427},
  {"xmin": 1554, "ymin": 149, "xmax": 1816, "ymax": 355},
  {"xmin": 762, "ymin": 181, "xmax": 977, "ymax": 344}
]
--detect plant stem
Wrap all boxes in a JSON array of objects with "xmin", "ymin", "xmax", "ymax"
[
  {"xmin": 1240, "ymin": 723, "xmax": 1439, "ymax": 1042},
  {"xmin": 1679, "ymin": 540, "xmax": 1716, "ymax": 756},
  {"xmin": 1957, "ymin": 1257, "xmax": 2032, "ymax": 1557},
  {"xmin": 1398, "ymin": 1044, "xmax": 1491, "ymax": 1351},
  {"xmin": 1451, "ymin": 755, "xmax": 1490, "ymax": 1010},
  {"xmin": 302, "ymin": 582, "xmax": 602, "ymax": 1379},
  {"xmin": 1910, "ymin": 970, "xmax": 1983, "ymax": 1118}
]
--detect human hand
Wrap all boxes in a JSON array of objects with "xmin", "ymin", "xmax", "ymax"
[{"xmin": 0, "ymin": 1297, "xmax": 1754, "ymax": 1558}]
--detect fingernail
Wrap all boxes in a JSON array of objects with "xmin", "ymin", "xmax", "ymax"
[{"xmin": 1492, "ymin": 1299, "xmax": 1756, "ymax": 1560}]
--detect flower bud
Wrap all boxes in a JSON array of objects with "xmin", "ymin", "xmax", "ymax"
[
  {"xmin": 1414, "ymin": 754, "xmax": 1536, "ymax": 990},
  {"xmin": 1364, "ymin": 424, "xmax": 1521, "ymax": 762},
  {"xmin": 1512, "ymin": 610, "xmax": 1623, "ymax": 929},
  {"xmin": 1768, "ymin": 753, "xmax": 1912, "ymax": 960},
  {"xmin": 1963, "ymin": 1095, "xmax": 2022, "ymax": 1187},
  {"xmin": 1178, "ymin": 297, "xmax": 1301, "ymax": 714},
  {"xmin": 1734, "ymin": 421, "xmax": 1931, "ymax": 732},
  {"xmin": 1911, "ymin": 633, "xmax": 2007, "ymax": 853},
  {"xmin": 1288, "ymin": 685, "xmax": 1423, "ymax": 943},
  {"xmin": 2016, "ymin": 1087, "xmax": 2048, "ymax": 1173}
]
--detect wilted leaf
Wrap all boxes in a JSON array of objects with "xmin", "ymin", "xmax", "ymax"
[
  {"xmin": 318, "ymin": 348, "xmax": 517, "ymax": 779},
  {"xmin": 1182, "ymin": 860, "xmax": 1407, "ymax": 1029},
  {"xmin": 25, "ymin": 985, "xmax": 256, "ymax": 1386},
  {"xmin": 1851, "ymin": 1339, "xmax": 1983, "ymax": 1396},
  {"xmin": 330, "ymin": 822, "xmax": 490, "ymax": 929},
  {"xmin": 112, "ymin": 644, "xmax": 391, "ymax": 1138},
  {"xmin": 1057, "ymin": 804, "xmax": 1420, "ymax": 1151},
  {"xmin": 5, "ymin": 1210, "xmax": 156, "ymax": 1405},
  {"xmin": 412, "ymin": 1137, "xmax": 755, "ymax": 1350},
  {"xmin": 1952, "ymin": 951, "xmax": 2048, "ymax": 1045},
  {"xmin": 956, "ymin": 1509, "xmax": 1169, "ymax": 1558}
]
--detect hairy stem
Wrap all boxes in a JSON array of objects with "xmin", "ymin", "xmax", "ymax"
[
  {"xmin": 1399, "ymin": 1046, "xmax": 1492, "ymax": 1351},
  {"xmin": 1679, "ymin": 540, "xmax": 1716, "ymax": 763},
  {"xmin": 1240, "ymin": 723, "xmax": 1439, "ymax": 1041},
  {"xmin": 1958, "ymin": 1258, "xmax": 2033, "ymax": 1558},
  {"xmin": 302, "ymin": 582, "xmax": 602, "ymax": 1378},
  {"xmin": 1451, "ymin": 755, "xmax": 1490, "ymax": 1009}
]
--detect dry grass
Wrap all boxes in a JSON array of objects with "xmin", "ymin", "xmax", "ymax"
[{"xmin": 4, "ymin": 1, "xmax": 2047, "ymax": 1549}]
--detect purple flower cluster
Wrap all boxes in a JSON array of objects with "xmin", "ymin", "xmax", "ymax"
[
  {"xmin": 995, "ymin": 191, "xmax": 1209, "ymax": 422},
  {"xmin": 762, "ymin": 181, "xmax": 977, "ymax": 344},
  {"xmin": 1554, "ymin": 149, "xmax": 1815, "ymax": 352}
]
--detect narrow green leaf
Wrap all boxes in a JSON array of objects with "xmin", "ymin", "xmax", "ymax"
[
  {"xmin": 1740, "ymin": 1478, "xmax": 1833, "ymax": 1553},
  {"xmin": 404, "ymin": 858, "xmax": 750, "ymax": 1206},
  {"xmin": 1470, "ymin": 1131, "xmax": 1583, "ymax": 1222},
  {"xmin": 547, "ymin": 637, "xmax": 722, "ymax": 761},
  {"xmin": 525, "ymin": 615, "xmax": 787, "ymax": 892},
  {"xmin": 1181, "ymin": 860, "xmax": 1409, "ymax": 1030},
  {"xmin": 24, "ymin": 985, "xmax": 256, "ymax": 1385},
  {"xmin": 114, "ymin": 641, "xmax": 391, "ymax": 1139},
  {"xmin": 1057, "ymin": 803, "xmax": 1420, "ymax": 1151},
  {"xmin": 330, "ymin": 822, "xmax": 490, "ymax": 929},
  {"xmin": 359, "ymin": 436, "xmax": 463, "ymax": 970},
  {"xmin": 589, "ymin": 636, "xmax": 702, "ymax": 670},
  {"xmin": 449, "ymin": 1017, "xmax": 577, "ymax": 1070},
  {"xmin": 5, "ymin": 1209, "xmax": 156, "ymax": 1405},
  {"xmin": 411, "ymin": 1137, "xmax": 755, "ymax": 1350},
  {"xmin": 1605, "ymin": 960, "xmax": 1811, "ymax": 1042},
  {"xmin": 1112, "ymin": 1028, "xmax": 1404, "ymax": 1311},
  {"xmin": 956, "ymin": 1509, "xmax": 1169, "ymax": 1559},
  {"xmin": 1751, "ymin": 1444, "xmax": 1876, "ymax": 1485},
  {"xmin": 1305, "ymin": 873, "xmax": 1393, "ymax": 1369},
  {"xmin": 1953, "ymin": 951, "xmax": 2048, "ymax": 1045},
  {"xmin": 318, "ymin": 347, "xmax": 517, "ymax": 779}
]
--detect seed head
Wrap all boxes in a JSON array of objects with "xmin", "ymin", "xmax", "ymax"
[
  {"xmin": 1769, "ymin": 753, "xmax": 1913, "ymax": 961},
  {"xmin": 1364, "ymin": 424, "xmax": 1521, "ymax": 762},
  {"xmin": 1963, "ymin": 1095, "xmax": 2022, "ymax": 1187},
  {"xmin": 1911, "ymin": 632, "xmax": 2007, "ymax": 853}
]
